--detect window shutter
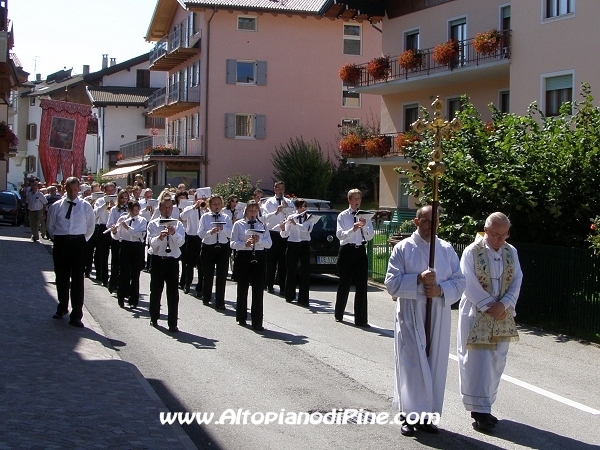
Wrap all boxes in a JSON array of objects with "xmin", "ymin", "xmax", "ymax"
[
  {"xmin": 255, "ymin": 114, "xmax": 266, "ymax": 139},
  {"xmin": 27, "ymin": 123, "xmax": 37, "ymax": 140},
  {"xmin": 226, "ymin": 59, "xmax": 237, "ymax": 84},
  {"xmin": 546, "ymin": 74, "xmax": 572, "ymax": 91},
  {"xmin": 256, "ymin": 61, "xmax": 267, "ymax": 86},
  {"xmin": 225, "ymin": 113, "xmax": 236, "ymax": 138}
]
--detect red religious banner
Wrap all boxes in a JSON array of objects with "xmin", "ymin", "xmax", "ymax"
[{"xmin": 39, "ymin": 99, "xmax": 91, "ymax": 185}]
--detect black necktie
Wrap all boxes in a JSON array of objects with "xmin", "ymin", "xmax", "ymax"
[
  {"xmin": 298, "ymin": 215, "xmax": 303, "ymax": 224},
  {"xmin": 65, "ymin": 201, "xmax": 75, "ymax": 219},
  {"xmin": 249, "ymin": 220, "xmax": 256, "ymax": 229},
  {"xmin": 120, "ymin": 206, "xmax": 127, "ymax": 213},
  {"xmin": 277, "ymin": 197, "xmax": 282, "ymax": 205}
]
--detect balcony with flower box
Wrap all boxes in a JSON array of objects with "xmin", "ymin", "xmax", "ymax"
[
  {"xmin": 147, "ymin": 82, "xmax": 200, "ymax": 118},
  {"xmin": 149, "ymin": 14, "xmax": 201, "ymax": 71},
  {"xmin": 347, "ymin": 30, "xmax": 511, "ymax": 96},
  {"xmin": 118, "ymin": 134, "xmax": 203, "ymax": 164},
  {"xmin": 339, "ymin": 132, "xmax": 420, "ymax": 166}
]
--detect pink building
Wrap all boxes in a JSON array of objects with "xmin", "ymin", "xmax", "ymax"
[{"xmin": 141, "ymin": 0, "xmax": 382, "ymax": 189}]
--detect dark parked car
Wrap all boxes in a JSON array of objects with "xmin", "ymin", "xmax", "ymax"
[
  {"xmin": 0, "ymin": 190, "xmax": 26, "ymax": 226},
  {"xmin": 307, "ymin": 208, "xmax": 340, "ymax": 275}
]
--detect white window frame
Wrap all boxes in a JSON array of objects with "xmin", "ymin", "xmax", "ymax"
[
  {"xmin": 541, "ymin": 70, "xmax": 574, "ymax": 116},
  {"xmin": 237, "ymin": 15, "xmax": 257, "ymax": 32},
  {"xmin": 403, "ymin": 103, "xmax": 419, "ymax": 132},
  {"xmin": 404, "ymin": 28, "xmax": 420, "ymax": 51},
  {"xmin": 498, "ymin": 89, "xmax": 510, "ymax": 113},
  {"xmin": 235, "ymin": 114, "xmax": 255, "ymax": 139},
  {"xmin": 343, "ymin": 23, "xmax": 362, "ymax": 56},
  {"xmin": 342, "ymin": 86, "xmax": 360, "ymax": 108},
  {"xmin": 542, "ymin": 0, "xmax": 574, "ymax": 22},
  {"xmin": 236, "ymin": 60, "xmax": 257, "ymax": 84},
  {"xmin": 340, "ymin": 118, "xmax": 360, "ymax": 136}
]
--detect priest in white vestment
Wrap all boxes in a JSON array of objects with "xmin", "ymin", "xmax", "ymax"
[
  {"xmin": 385, "ymin": 206, "xmax": 465, "ymax": 436},
  {"xmin": 457, "ymin": 212, "xmax": 522, "ymax": 432}
]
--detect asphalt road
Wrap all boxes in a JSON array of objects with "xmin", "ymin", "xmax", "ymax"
[{"xmin": 80, "ymin": 270, "xmax": 600, "ymax": 450}]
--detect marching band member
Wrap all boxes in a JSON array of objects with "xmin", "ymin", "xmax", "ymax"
[
  {"xmin": 107, "ymin": 190, "xmax": 130, "ymax": 294},
  {"xmin": 198, "ymin": 195, "xmax": 232, "ymax": 309},
  {"xmin": 147, "ymin": 191, "xmax": 185, "ymax": 332},
  {"xmin": 112, "ymin": 200, "xmax": 147, "ymax": 308},
  {"xmin": 281, "ymin": 199, "xmax": 313, "ymax": 305},
  {"xmin": 179, "ymin": 191, "xmax": 209, "ymax": 296},
  {"xmin": 230, "ymin": 200, "xmax": 272, "ymax": 330},
  {"xmin": 93, "ymin": 182, "xmax": 117, "ymax": 287},
  {"xmin": 262, "ymin": 181, "xmax": 294, "ymax": 295}
]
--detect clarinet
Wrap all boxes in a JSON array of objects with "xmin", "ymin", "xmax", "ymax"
[{"xmin": 250, "ymin": 216, "xmax": 261, "ymax": 264}]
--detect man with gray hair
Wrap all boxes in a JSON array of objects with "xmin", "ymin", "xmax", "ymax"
[{"xmin": 457, "ymin": 212, "xmax": 523, "ymax": 432}]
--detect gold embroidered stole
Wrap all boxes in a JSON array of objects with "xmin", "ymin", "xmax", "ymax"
[{"xmin": 466, "ymin": 240, "xmax": 519, "ymax": 349}]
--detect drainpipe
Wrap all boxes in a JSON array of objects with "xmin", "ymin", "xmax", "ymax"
[{"xmin": 203, "ymin": 7, "xmax": 217, "ymax": 187}]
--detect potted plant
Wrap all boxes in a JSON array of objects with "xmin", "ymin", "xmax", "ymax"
[
  {"xmin": 0, "ymin": 121, "xmax": 18, "ymax": 153},
  {"xmin": 367, "ymin": 56, "xmax": 391, "ymax": 81},
  {"xmin": 338, "ymin": 134, "xmax": 363, "ymax": 157},
  {"xmin": 339, "ymin": 63, "xmax": 362, "ymax": 85},
  {"xmin": 144, "ymin": 145, "xmax": 180, "ymax": 156},
  {"xmin": 364, "ymin": 136, "xmax": 391, "ymax": 157},
  {"xmin": 395, "ymin": 132, "xmax": 420, "ymax": 154},
  {"xmin": 473, "ymin": 29, "xmax": 503, "ymax": 56},
  {"xmin": 399, "ymin": 49, "xmax": 424, "ymax": 72},
  {"xmin": 432, "ymin": 40, "xmax": 459, "ymax": 66}
]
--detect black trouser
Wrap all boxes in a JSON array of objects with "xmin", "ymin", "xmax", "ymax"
[
  {"xmin": 178, "ymin": 238, "xmax": 187, "ymax": 287},
  {"xmin": 335, "ymin": 244, "xmax": 368, "ymax": 325},
  {"xmin": 236, "ymin": 250, "xmax": 266, "ymax": 327},
  {"xmin": 285, "ymin": 241, "xmax": 310, "ymax": 304},
  {"xmin": 266, "ymin": 231, "xmax": 288, "ymax": 291},
  {"xmin": 108, "ymin": 238, "xmax": 121, "ymax": 290},
  {"xmin": 201, "ymin": 242, "xmax": 230, "ymax": 307},
  {"xmin": 84, "ymin": 225, "xmax": 99, "ymax": 276},
  {"xmin": 181, "ymin": 234, "xmax": 202, "ymax": 291},
  {"xmin": 149, "ymin": 256, "xmax": 179, "ymax": 328},
  {"xmin": 95, "ymin": 225, "xmax": 111, "ymax": 284},
  {"xmin": 117, "ymin": 241, "xmax": 144, "ymax": 306},
  {"xmin": 53, "ymin": 235, "xmax": 86, "ymax": 322}
]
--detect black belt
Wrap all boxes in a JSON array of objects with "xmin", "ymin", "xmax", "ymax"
[
  {"xmin": 343, "ymin": 243, "xmax": 365, "ymax": 249},
  {"xmin": 54, "ymin": 234, "xmax": 85, "ymax": 240},
  {"xmin": 157, "ymin": 255, "xmax": 177, "ymax": 260}
]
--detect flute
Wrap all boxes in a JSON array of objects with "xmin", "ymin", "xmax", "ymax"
[{"xmin": 102, "ymin": 216, "xmax": 134, "ymax": 234}]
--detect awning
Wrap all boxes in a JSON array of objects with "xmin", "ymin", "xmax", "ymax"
[{"xmin": 102, "ymin": 164, "xmax": 153, "ymax": 180}]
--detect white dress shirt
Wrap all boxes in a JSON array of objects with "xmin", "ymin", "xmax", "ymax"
[
  {"xmin": 107, "ymin": 205, "xmax": 129, "ymax": 240},
  {"xmin": 198, "ymin": 211, "xmax": 232, "ymax": 244},
  {"xmin": 336, "ymin": 207, "xmax": 375, "ymax": 246},
  {"xmin": 281, "ymin": 212, "xmax": 312, "ymax": 242},
  {"xmin": 115, "ymin": 214, "xmax": 148, "ymax": 243},
  {"xmin": 230, "ymin": 218, "xmax": 272, "ymax": 251},
  {"xmin": 147, "ymin": 216, "xmax": 186, "ymax": 258},
  {"xmin": 180, "ymin": 205, "xmax": 208, "ymax": 236},
  {"xmin": 262, "ymin": 196, "xmax": 294, "ymax": 231},
  {"xmin": 93, "ymin": 197, "xmax": 113, "ymax": 225},
  {"xmin": 46, "ymin": 196, "xmax": 95, "ymax": 241}
]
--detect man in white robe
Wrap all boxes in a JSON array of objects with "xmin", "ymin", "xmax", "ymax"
[
  {"xmin": 457, "ymin": 212, "xmax": 522, "ymax": 432},
  {"xmin": 385, "ymin": 206, "xmax": 465, "ymax": 436}
]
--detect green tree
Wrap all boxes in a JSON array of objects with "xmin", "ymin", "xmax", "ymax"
[
  {"xmin": 398, "ymin": 84, "xmax": 600, "ymax": 247},
  {"xmin": 271, "ymin": 137, "xmax": 335, "ymax": 199},
  {"xmin": 212, "ymin": 173, "xmax": 262, "ymax": 202}
]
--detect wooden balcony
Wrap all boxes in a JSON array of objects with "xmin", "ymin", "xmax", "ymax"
[
  {"xmin": 149, "ymin": 16, "xmax": 201, "ymax": 71},
  {"xmin": 147, "ymin": 83, "xmax": 200, "ymax": 118},
  {"xmin": 119, "ymin": 135, "xmax": 203, "ymax": 162}
]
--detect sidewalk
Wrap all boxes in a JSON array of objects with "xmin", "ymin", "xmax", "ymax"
[{"xmin": 0, "ymin": 224, "xmax": 196, "ymax": 449}]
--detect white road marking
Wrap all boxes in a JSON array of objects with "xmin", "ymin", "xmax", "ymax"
[{"xmin": 369, "ymin": 323, "xmax": 599, "ymax": 415}]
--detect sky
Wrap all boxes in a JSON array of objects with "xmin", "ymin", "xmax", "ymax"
[{"xmin": 9, "ymin": 0, "xmax": 158, "ymax": 79}]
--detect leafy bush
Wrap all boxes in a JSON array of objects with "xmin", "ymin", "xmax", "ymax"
[{"xmin": 212, "ymin": 173, "xmax": 262, "ymax": 202}]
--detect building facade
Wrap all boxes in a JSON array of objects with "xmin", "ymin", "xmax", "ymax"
[{"xmin": 142, "ymin": 0, "xmax": 382, "ymax": 189}]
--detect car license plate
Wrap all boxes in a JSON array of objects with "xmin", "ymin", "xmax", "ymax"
[{"xmin": 317, "ymin": 256, "xmax": 337, "ymax": 264}]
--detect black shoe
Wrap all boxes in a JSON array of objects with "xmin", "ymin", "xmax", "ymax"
[
  {"xmin": 183, "ymin": 285, "xmax": 190, "ymax": 294},
  {"xmin": 85, "ymin": 272, "xmax": 91, "ymax": 278},
  {"xmin": 489, "ymin": 413, "xmax": 498, "ymax": 424},
  {"xmin": 150, "ymin": 320, "xmax": 158, "ymax": 328},
  {"xmin": 267, "ymin": 286, "xmax": 274, "ymax": 294},
  {"xmin": 285, "ymin": 298, "xmax": 294, "ymax": 303},
  {"xmin": 196, "ymin": 291, "xmax": 203, "ymax": 300},
  {"xmin": 118, "ymin": 298, "xmax": 125, "ymax": 308},
  {"xmin": 415, "ymin": 423, "xmax": 440, "ymax": 434},
  {"xmin": 356, "ymin": 322, "xmax": 371, "ymax": 328},
  {"xmin": 168, "ymin": 326, "xmax": 179, "ymax": 333},
  {"xmin": 69, "ymin": 320, "xmax": 84, "ymax": 328},
  {"xmin": 471, "ymin": 412, "xmax": 496, "ymax": 432},
  {"xmin": 108, "ymin": 286, "xmax": 115, "ymax": 294},
  {"xmin": 215, "ymin": 305, "xmax": 226, "ymax": 310},
  {"xmin": 298, "ymin": 301, "xmax": 309, "ymax": 306},
  {"xmin": 335, "ymin": 317, "xmax": 343, "ymax": 322},
  {"xmin": 203, "ymin": 301, "xmax": 210, "ymax": 306},
  {"xmin": 252, "ymin": 325, "xmax": 264, "ymax": 331},
  {"xmin": 52, "ymin": 312, "xmax": 65, "ymax": 319},
  {"xmin": 238, "ymin": 321, "xmax": 247, "ymax": 327},
  {"xmin": 401, "ymin": 423, "xmax": 415, "ymax": 437}
]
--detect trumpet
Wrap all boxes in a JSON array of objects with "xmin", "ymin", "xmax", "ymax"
[
  {"xmin": 198, "ymin": 200, "xmax": 207, "ymax": 209},
  {"xmin": 105, "ymin": 201, "xmax": 114, "ymax": 212}
]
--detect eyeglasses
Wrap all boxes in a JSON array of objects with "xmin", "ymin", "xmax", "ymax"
[{"xmin": 486, "ymin": 229, "xmax": 510, "ymax": 239}]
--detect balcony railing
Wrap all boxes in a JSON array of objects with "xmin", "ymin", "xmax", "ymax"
[
  {"xmin": 352, "ymin": 31, "xmax": 511, "ymax": 89},
  {"xmin": 119, "ymin": 135, "xmax": 203, "ymax": 160},
  {"xmin": 147, "ymin": 83, "xmax": 200, "ymax": 116},
  {"xmin": 342, "ymin": 133, "xmax": 414, "ymax": 160},
  {"xmin": 149, "ymin": 14, "xmax": 201, "ymax": 69}
]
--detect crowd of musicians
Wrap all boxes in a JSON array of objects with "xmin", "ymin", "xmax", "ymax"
[{"xmin": 42, "ymin": 177, "xmax": 373, "ymax": 333}]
